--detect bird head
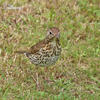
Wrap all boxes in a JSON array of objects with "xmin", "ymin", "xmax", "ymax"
[{"xmin": 46, "ymin": 27, "xmax": 60, "ymax": 40}]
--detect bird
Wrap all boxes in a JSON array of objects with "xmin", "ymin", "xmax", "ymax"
[{"xmin": 16, "ymin": 27, "xmax": 61, "ymax": 67}]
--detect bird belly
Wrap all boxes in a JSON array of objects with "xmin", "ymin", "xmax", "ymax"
[{"xmin": 26, "ymin": 54, "xmax": 59, "ymax": 67}]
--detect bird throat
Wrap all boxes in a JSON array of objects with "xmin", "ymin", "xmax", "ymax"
[{"xmin": 44, "ymin": 35, "xmax": 55, "ymax": 43}]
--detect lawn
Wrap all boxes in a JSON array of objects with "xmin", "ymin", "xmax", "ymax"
[{"xmin": 0, "ymin": 0, "xmax": 100, "ymax": 100}]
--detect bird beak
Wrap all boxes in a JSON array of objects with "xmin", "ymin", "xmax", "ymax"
[{"xmin": 56, "ymin": 33, "xmax": 60, "ymax": 38}]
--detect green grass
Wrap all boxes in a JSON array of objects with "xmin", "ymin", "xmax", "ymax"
[{"xmin": 0, "ymin": 0, "xmax": 100, "ymax": 100}]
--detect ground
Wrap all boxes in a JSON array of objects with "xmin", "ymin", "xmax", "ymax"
[{"xmin": 0, "ymin": 0, "xmax": 100, "ymax": 100}]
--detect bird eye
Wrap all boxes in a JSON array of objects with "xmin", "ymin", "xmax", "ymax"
[{"xmin": 49, "ymin": 31, "xmax": 52, "ymax": 34}]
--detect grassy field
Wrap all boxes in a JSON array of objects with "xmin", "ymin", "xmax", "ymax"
[{"xmin": 0, "ymin": 0, "xmax": 100, "ymax": 100}]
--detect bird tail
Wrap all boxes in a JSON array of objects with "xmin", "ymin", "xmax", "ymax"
[{"xmin": 15, "ymin": 51, "xmax": 27, "ymax": 54}]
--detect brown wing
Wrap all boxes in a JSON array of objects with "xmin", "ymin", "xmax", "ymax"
[
  {"xmin": 29, "ymin": 35, "xmax": 55, "ymax": 54},
  {"xmin": 29, "ymin": 39, "xmax": 47, "ymax": 54}
]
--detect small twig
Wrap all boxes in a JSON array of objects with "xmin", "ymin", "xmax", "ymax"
[{"xmin": 4, "ymin": 5, "xmax": 22, "ymax": 10}]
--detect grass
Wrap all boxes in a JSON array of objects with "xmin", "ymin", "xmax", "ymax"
[{"xmin": 0, "ymin": 0, "xmax": 100, "ymax": 99}]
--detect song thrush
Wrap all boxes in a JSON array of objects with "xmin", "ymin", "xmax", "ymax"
[{"xmin": 16, "ymin": 27, "xmax": 61, "ymax": 67}]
